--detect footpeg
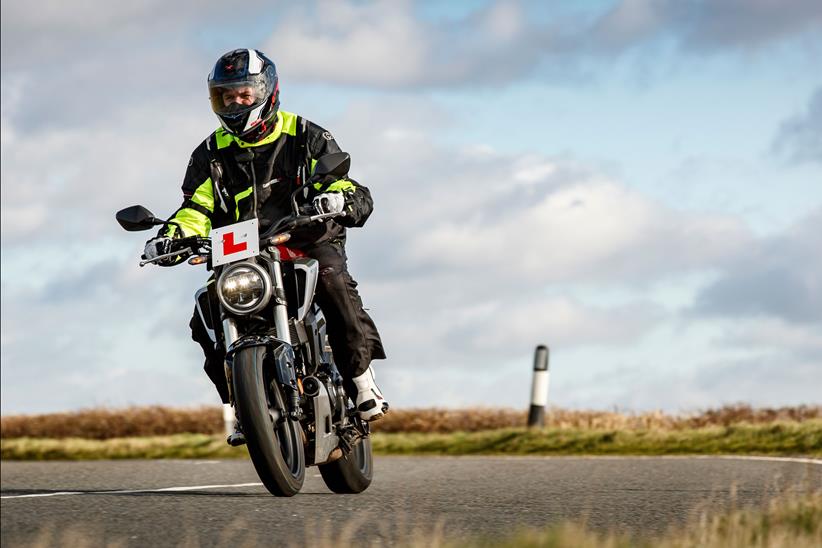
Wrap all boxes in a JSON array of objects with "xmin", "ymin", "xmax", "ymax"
[
  {"xmin": 227, "ymin": 431, "xmax": 247, "ymax": 447},
  {"xmin": 223, "ymin": 404, "xmax": 246, "ymax": 446}
]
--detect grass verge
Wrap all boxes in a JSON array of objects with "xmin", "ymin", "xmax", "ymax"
[
  {"xmin": 0, "ymin": 434, "xmax": 245, "ymax": 460},
  {"xmin": 438, "ymin": 490, "xmax": 822, "ymax": 548},
  {"xmin": 2, "ymin": 421, "xmax": 820, "ymax": 460},
  {"xmin": 371, "ymin": 421, "xmax": 822, "ymax": 457}
]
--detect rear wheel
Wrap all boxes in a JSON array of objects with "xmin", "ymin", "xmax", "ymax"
[
  {"xmin": 232, "ymin": 345, "xmax": 305, "ymax": 496},
  {"xmin": 318, "ymin": 434, "xmax": 373, "ymax": 493}
]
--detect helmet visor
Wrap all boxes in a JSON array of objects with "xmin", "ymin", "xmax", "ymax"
[{"xmin": 209, "ymin": 72, "xmax": 274, "ymax": 116}]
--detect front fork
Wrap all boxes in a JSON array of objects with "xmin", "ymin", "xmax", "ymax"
[
  {"xmin": 221, "ymin": 248, "xmax": 294, "ymax": 435},
  {"xmin": 222, "ymin": 318, "xmax": 240, "ymax": 436}
]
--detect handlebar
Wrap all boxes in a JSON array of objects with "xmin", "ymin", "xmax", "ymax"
[{"xmin": 139, "ymin": 212, "xmax": 344, "ymax": 267}]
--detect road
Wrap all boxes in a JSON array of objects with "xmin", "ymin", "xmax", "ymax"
[{"xmin": 2, "ymin": 456, "xmax": 820, "ymax": 546}]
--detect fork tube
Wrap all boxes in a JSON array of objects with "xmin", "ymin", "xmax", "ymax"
[
  {"xmin": 269, "ymin": 249, "xmax": 292, "ymax": 345},
  {"xmin": 222, "ymin": 318, "xmax": 239, "ymax": 348},
  {"xmin": 222, "ymin": 317, "xmax": 240, "ymax": 413}
]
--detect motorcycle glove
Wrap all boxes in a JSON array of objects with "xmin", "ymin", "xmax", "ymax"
[
  {"xmin": 142, "ymin": 236, "xmax": 174, "ymax": 264},
  {"xmin": 312, "ymin": 192, "xmax": 346, "ymax": 215}
]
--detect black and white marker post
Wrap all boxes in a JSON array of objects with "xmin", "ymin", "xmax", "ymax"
[{"xmin": 527, "ymin": 345, "xmax": 550, "ymax": 427}]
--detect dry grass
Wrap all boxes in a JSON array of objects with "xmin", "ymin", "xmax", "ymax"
[
  {"xmin": 1, "ymin": 404, "xmax": 820, "ymax": 439},
  {"xmin": 0, "ymin": 406, "xmax": 222, "ymax": 440},
  {"xmin": 374, "ymin": 404, "xmax": 822, "ymax": 433}
]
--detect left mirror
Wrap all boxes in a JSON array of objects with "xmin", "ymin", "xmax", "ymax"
[{"xmin": 116, "ymin": 205, "xmax": 161, "ymax": 232}]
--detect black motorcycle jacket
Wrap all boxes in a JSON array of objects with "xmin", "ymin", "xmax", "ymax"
[{"xmin": 165, "ymin": 110, "xmax": 374, "ymax": 248}]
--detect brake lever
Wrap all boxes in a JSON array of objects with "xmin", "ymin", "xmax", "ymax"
[
  {"xmin": 139, "ymin": 247, "xmax": 193, "ymax": 267},
  {"xmin": 261, "ymin": 211, "xmax": 348, "ymax": 246},
  {"xmin": 309, "ymin": 211, "xmax": 347, "ymax": 222}
]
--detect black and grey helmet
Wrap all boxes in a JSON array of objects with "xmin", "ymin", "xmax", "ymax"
[{"xmin": 208, "ymin": 49, "xmax": 280, "ymax": 142}]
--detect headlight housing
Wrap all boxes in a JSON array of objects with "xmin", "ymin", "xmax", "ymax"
[{"xmin": 216, "ymin": 262, "xmax": 272, "ymax": 315}]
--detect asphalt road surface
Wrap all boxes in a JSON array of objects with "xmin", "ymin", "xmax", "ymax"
[{"xmin": 2, "ymin": 456, "xmax": 820, "ymax": 546}]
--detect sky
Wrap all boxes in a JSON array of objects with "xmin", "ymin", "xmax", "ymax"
[{"xmin": 1, "ymin": 0, "xmax": 821, "ymax": 415}]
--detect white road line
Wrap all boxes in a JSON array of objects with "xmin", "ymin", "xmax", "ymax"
[
  {"xmin": 716, "ymin": 455, "xmax": 822, "ymax": 465},
  {"xmin": 1, "ymin": 491, "xmax": 82, "ymax": 499},
  {"xmin": 0, "ymin": 482, "xmax": 263, "ymax": 500},
  {"xmin": 423, "ymin": 455, "xmax": 822, "ymax": 465}
]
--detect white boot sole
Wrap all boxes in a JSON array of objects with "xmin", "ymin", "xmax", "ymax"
[{"xmin": 358, "ymin": 402, "xmax": 389, "ymax": 422}]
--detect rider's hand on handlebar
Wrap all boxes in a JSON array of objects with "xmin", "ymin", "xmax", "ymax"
[
  {"xmin": 142, "ymin": 236, "xmax": 179, "ymax": 266},
  {"xmin": 312, "ymin": 192, "xmax": 345, "ymax": 215},
  {"xmin": 143, "ymin": 236, "xmax": 171, "ymax": 260}
]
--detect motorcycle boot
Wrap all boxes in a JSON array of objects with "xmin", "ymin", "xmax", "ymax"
[{"xmin": 352, "ymin": 366, "xmax": 389, "ymax": 421}]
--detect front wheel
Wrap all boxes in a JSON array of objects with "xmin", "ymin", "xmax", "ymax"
[
  {"xmin": 232, "ymin": 345, "xmax": 305, "ymax": 496},
  {"xmin": 318, "ymin": 435, "xmax": 373, "ymax": 493}
]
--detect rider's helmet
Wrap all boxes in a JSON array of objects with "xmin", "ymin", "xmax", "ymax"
[{"xmin": 208, "ymin": 49, "xmax": 280, "ymax": 142}]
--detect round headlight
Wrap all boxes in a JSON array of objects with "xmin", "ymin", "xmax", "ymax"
[{"xmin": 217, "ymin": 262, "xmax": 272, "ymax": 315}]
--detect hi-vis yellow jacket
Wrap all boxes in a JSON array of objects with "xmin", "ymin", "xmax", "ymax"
[{"xmin": 165, "ymin": 110, "xmax": 373, "ymax": 248}]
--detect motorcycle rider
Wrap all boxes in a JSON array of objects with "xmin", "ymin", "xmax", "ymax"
[{"xmin": 142, "ymin": 49, "xmax": 388, "ymax": 443}]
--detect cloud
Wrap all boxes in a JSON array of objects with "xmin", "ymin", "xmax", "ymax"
[
  {"xmin": 5, "ymin": 0, "xmax": 817, "ymax": 102},
  {"xmin": 402, "ymin": 179, "xmax": 750, "ymax": 284},
  {"xmin": 323, "ymin": 98, "xmax": 753, "ymax": 288},
  {"xmin": 773, "ymin": 87, "xmax": 822, "ymax": 165},
  {"xmin": 262, "ymin": 0, "xmax": 560, "ymax": 88},
  {"xmin": 259, "ymin": 0, "xmax": 822, "ymax": 89},
  {"xmin": 691, "ymin": 208, "xmax": 822, "ymax": 324},
  {"xmin": 593, "ymin": 0, "xmax": 822, "ymax": 51},
  {"xmin": 672, "ymin": 0, "xmax": 822, "ymax": 50},
  {"xmin": 0, "ymin": 89, "xmax": 215, "ymax": 245},
  {"xmin": 0, "ymin": 0, "xmax": 266, "ymax": 51}
]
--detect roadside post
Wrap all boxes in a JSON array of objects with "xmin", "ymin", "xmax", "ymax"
[{"xmin": 527, "ymin": 345, "xmax": 550, "ymax": 427}]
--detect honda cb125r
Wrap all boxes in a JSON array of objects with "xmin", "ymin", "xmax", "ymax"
[{"xmin": 116, "ymin": 152, "xmax": 373, "ymax": 497}]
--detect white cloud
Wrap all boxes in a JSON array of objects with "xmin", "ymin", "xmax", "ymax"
[
  {"xmin": 392, "ymin": 172, "xmax": 750, "ymax": 284},
  {"xmin": 264, "ymin": 1, "xmax": 428, "ymax": 87},
  {"xmin": 512, "ymin": 157, "xmax": 558, "ymax": 185},
  {"xmin": 256, "ymin": 0, "xmax": 822, "ymax": 89},
  {"xmin": 0, "ymin": 101, "xmax": 214, "ymax": 244}
]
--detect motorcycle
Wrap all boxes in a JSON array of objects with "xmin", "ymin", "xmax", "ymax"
[{"xmin": 116, "ymin": 152, "xmax": 373, "ymax": 497}]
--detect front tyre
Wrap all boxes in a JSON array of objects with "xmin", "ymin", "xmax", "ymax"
[
  {"xmin": 318, "ymin": 435, "xmax": 373, "ymax": 493},
  {"xmin": 232, "ymin": 346, "xmax": 305, "ymax": 496}
]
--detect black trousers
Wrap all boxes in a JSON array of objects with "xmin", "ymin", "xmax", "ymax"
[{"xmin": 190, "ymin": 241, "xmax": 386, "ymax": 404}]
